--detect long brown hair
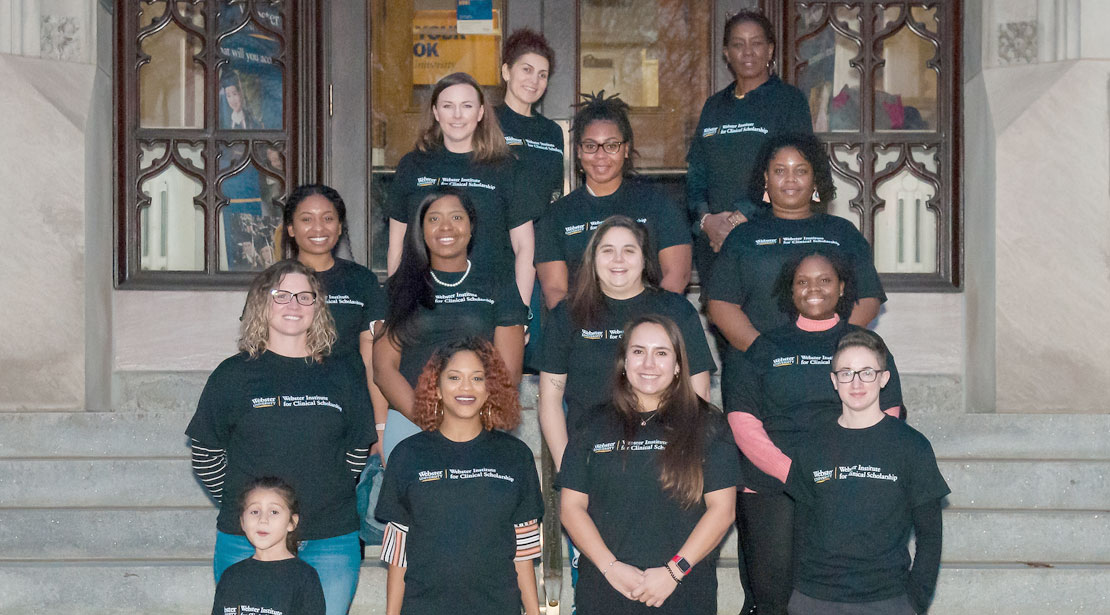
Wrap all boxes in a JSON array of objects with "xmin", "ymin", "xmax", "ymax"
[
  {"xmin": 411, "ymin": 338, "xmax": 522, "ymax": 431},
  {"xmin": 568, "ymin": 215, "xmax": 662, "ymax": 327},
  {"xmin": 415, "ymin": 72, "xmax": 509, "ymax": 164},
  {"xmin": 612, "ymin": 315, "xmax": 716, "ymax": 509},
  {"xmin": 238, "ymin": 260, "xmax": 336, "ymax": 362}
]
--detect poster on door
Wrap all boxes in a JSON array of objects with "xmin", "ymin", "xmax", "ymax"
[{"xmin": 412, "ymin": 9, "xmax": 501, "ymax": 86}]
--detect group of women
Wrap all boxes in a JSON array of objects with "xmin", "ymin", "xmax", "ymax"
[{"xmin": 189, "ymin": 10, "xmax": 945, "ymax": 615}]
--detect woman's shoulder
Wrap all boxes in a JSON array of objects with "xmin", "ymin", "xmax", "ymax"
[
  {"xmin": 641, "ymin": 287, "xmax": 697, "ymax": 313},
  {"xmin": 486, "ymin": 429, "xmax": 536, "ymax": 458}
]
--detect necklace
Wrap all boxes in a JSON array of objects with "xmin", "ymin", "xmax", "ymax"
[
  {"xmin": 430, "ymin": 259, "xmax": 472, "ymax": 288},
  {"xmin": 638, "ymin": 410, "xmax": 659, "ymax": 427}
]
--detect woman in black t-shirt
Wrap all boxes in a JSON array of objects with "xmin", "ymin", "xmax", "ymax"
[
  {"xmin": 187, "ymin": 260, "xmax": 372, "ymax": 615},
  {"xmin": 374, "ymin": 188, "xmax": 527, "ymax": 461},
  {"xmin": 386, "ymin": 72, "xmax": 541, "ymax": 308},
  {"xmin": 558, "ymin": 315, "xmax": 740, "ymax": 614},
  {"xmin": 284, "ymin": 184, "xmax": 389, "ymax": 451},
  {"xmin": 535, "ymin": 94, "xmax": 691, "ymax": 309},
  {"xmin": 726, "ymin": 251, "xmax": 904, "ymax": 615},
  {"xmin": 376, "ymin": 337, "xmax": 544, "ymax": 615},
  {"xmin": 538, "ymin": 215, "xmax": 714, "ymax": 470},
  {"xmin": 706, "ymin": 132, "xmax": 885, "ymax": 356}
]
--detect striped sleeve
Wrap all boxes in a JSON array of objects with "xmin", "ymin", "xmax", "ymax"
[
  {"xmin": 380, "ymin": 522, "xmax": 408, "ymax": 567},
  {"xmin": 514, "ymin": 519, "xmax": 541, "ymax": 561},
  {"xmin": 346, "ymin": 447, "xmax": 369, "ymax": 476},
  {"xmin": 190, "ymin": 438, "xmax": 227, "ymax": 503}
]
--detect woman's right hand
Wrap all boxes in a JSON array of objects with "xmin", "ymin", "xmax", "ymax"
[
  {"xmin": 604, "ymin": 561, "xmax": 646, "ymax": 599},
  {"xmin": 703, "ymin": 211, "xmax": 744, "ymax": 252}
]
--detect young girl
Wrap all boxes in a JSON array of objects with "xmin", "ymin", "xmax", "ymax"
[
  {"xmin": 211, "ymin": 477, "xmax": 326, "ymax": 615},
  {"xmin": 787, "ymin": 331, "xmax": 949, "ymax": 615},
  {"xmin": 375, "ymin": 338, "xmax": 544, "ymax": 615}
]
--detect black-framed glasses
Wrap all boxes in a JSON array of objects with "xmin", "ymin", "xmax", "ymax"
[
  {"xmin": 832, "ymin": 368, "xmax": 885, "ymax": 383},
  {"xmin": 579, "ymin": 140, "xmax": 625, "ymax": 154},
  {"xmin": 270, "ymin": 289, "xmax": 317, "ymax": 306}
]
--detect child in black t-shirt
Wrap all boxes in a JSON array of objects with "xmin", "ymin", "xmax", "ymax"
[
  {"xmin": 211, "ymin": 477, "xmax": 325, "ymax": 615},
  {"xmin": 787, "ymin": 331, "xmax": 949, "ymax": 615}
]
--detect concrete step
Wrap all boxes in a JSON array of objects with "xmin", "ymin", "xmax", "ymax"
[
  {"xmin": 4, "ymin": 456, "xmax": 1105, "ymax": 510},
  {"xmin": 5, "ymin": 409, "xmax": 1107, "ymax": 461},
  {"xmin": 937, "ymin": 459, "xmax": 1109, "ymax": 509},
  {"xmin": 3, "ymin": 506, "xmax": 1105, "ymax": 567},
  {"xmin": 911, "ymin": 412, "xmax": 1110, "ymax": 460},
  {"xmin": 0, "ymin": 409, "xmax": 544, "ymax": 459},
  {"xmin": 1, "ymin": 560, "xmax": 1106, "ymax": 615}
]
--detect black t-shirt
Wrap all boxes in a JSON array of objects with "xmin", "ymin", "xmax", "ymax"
[
  {"xmin": 375, "ymin": 429, "xmax": 544, "ymax": 615},
  {"xmin": 557, "ymin": 406, "xmax": 741, "ymax": 570},
  {"xmin": 787, "ymin": 415, "xmax": 950, "ymax": 604},
  {"xmin": 186, "ymin": 351, "xmax": 373, "ymax": 539},
  {"xmin": 392, "ymin": 270, "xmax": 528, "ymax": 388},
  {"xmin": 706, "ymin": 211, "xmax": 886, "ymax": 337},
  {"xmin": 315, "ymin": 258, "xmax": 386, "ymax": 363},
  {"xmin": 534, "ymin": 181, "xmax": 691, "ymax": 283},
  {"xmin": 724, "ymin": 319, "xmax": 904, "ymax": 493},
  {"xmin": 539, "ymin": 289, "xmax": 716, "ymax": 432},
  {"xmin": 211, "ymin": 557, "xmax": 325, "ymax": 615},
  {"xmin": 494, "ymin": 103, "xmax": 565, "ymax": 209},
  {"xmin": 685, "ymin": 76, "xmax": 813, "ymax": 220},
  {"xmin": 387, "ymin": 149, "xmax": 544, "ymax": 277}
]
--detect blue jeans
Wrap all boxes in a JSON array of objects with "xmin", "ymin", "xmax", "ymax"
[
  {"xmin": 382, "ymin": 408, "xmax": 422, "ymax": 463},
  {"xmin": 356, "ymin": 454, "xmax": 386, "ymax": 545},
  {"xmin": 215, "ymin": 530, "xmax": 361, "ymax": 615}
]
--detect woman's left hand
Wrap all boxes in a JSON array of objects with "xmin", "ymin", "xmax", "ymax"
[{"xmin": 630, "ymin": 566, "xmax": 678, "ymax": 607}]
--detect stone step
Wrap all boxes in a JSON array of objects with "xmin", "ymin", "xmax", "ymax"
[
  {"xmin": 4, "ymin": 507, "xmax": 1104, "ymax": 565},
  {"xmin": 0, "ymin": 409, "xmax": 544, "ymax": 459},
  {"xmin": 0, "ymin": 560, "xmax": 1106, "ymax": 615},
  {"xmin": 4, "ymin": 456, "xmax": 1106, "ymax": 510},
  {"xmin": 4, "ymin": 409, "xmax": 1108, "ymax": 461}
]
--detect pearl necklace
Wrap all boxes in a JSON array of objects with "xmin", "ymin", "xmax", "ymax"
[{"xmin": 430, "ymin": 259, "xmax": 472, "ymax": 288}]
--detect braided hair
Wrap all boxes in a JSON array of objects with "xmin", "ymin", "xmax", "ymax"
[{"xmin": 571, "ymin": 91, "xmax": 636, "ymax": 177}]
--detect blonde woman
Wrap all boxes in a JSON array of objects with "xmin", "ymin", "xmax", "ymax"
[{"xmin": 187, "ymin": 259, "xmax": 373, "ymax": 615}]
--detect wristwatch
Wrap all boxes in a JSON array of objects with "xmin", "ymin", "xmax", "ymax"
[{"xmin": 671, "ymin": 555, "xmax": 692, "ymax": 575}]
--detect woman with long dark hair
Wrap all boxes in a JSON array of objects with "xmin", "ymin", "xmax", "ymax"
[
  {"xmin": 386, "ymin": 72, "xmax": 542, "ymax": 307},
  {"xmin": 376, "ymin": 338, "xmax": 543, "ymax": 615},
  {"xmin": 535, "ymin": 93, "xmax": 691, "ymax": 309},
  {"xmin": 726, "ymin": 251, "xmax": 904, "ymax": 615},
  {"xmin": 187, "ymin": 260, "xmax": 372, "ymax": 615},
  {"xmin": 283, "ymin": 184, "xmax": 388, "ymax": 454},
  {"xmin": 685, "ymin": 8, "xmax": 813, "ymax": 281},
  {"xmin": 558, "ymin": 315, "xmax": 739, "ymax": 614},
  {"xmin": 538, "ymin": 215, "xmax": 714, "ymax": 470},
  {"xmin": 374, "ymin": 188, "xmax": 527, "ymax": 460}
]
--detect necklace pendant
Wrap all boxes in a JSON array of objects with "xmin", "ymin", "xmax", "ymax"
[{"xmin": 640, "ymin": 419, "xmax": 647, "ymax": 426}]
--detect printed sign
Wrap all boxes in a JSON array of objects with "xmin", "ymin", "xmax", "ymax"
[{"xmin": 412, "ymin": 10, "xmax": 501, "ymax": 85}]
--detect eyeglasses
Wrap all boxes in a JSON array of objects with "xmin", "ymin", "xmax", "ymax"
[
  {"xmin": 271, "ymin": 289, "xmax": 317, "ymax": 306},
  {"xmin": 579, "ymin": 140, "xmax": 625, "ymax": 154},
  {"xmin": 832, "ymin": 368, "xmax": 885, "ymax": 383}
]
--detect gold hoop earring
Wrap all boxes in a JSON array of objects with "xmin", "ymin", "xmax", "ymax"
[{"xmin": 434, "ymin": 400, "xmax": 444, "ymax": 421}]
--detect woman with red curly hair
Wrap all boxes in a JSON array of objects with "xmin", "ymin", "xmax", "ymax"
[{"xmin": 374, "ymin": 338, "xmax": 544, "ymax": 615}]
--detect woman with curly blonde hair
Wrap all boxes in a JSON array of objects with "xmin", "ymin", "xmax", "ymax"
[
  {"xmin": 376, "ymin": 337, "xmax": 544, "ymax": 615},
  {"xmin": 187, "ymin": 259, "xmax": 374, "ymax": 615}
]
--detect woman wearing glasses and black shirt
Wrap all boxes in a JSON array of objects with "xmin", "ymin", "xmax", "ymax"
[
  {"xmin": 534, "ymin": 93, "xmax": 691, "ymax": 309},
  {"xmin": 187, "ymin": 260, "xmax": 373, "ymax": 615},
  {"xmin": 726, "ymin": 251, "xmax": 903, "ymax": 615}
]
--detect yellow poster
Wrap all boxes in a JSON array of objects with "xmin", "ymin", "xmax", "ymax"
[{"xmin": 412, "ymin": 10, "xmax": 501, "ymax": 86}]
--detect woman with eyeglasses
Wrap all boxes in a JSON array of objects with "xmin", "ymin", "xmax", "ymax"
[
  {"xmin": 724, "ymin": 251, "xmax": 902, "ymax": 615},
  {"xmin": 534, "ymin": 93, "xmax": 692, "ymax": 310},
  {"xmin": 187, "ymin": 259, "xmax": 373, "ymax": 615},
  {"xmin": 685, "ymin": 9, "xmax": 813, "ymax": 283},
  {"xmin": 374, "ymin": 189, "xmax": 528, "ymax": 461}
]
